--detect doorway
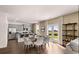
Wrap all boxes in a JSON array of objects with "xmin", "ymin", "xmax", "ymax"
[{"xmin": 48, "ymin": 24, "xmax": 59, "ymax": 43}]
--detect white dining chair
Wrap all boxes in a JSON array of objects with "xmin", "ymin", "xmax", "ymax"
[
  {"xmin": 34, "ymin": 37, "xmax": 44, "ymax": 47},
  {"xmin": 34, "ymin": 36, "xmax": 44, "ymax": 53},
  {"xmin": 43, "ymin": 35, "xmax": 50, "ymax": 47},
  {"xmin": 35, "ymin": 35, "xmax": 37, "ymax": 38},
  {"xmin": 29, "ymin": 34, "xmax": 34, "ymax": 38},
  {"xmin": 24, "ymin": 37, "xmax": 33, "ymax": 49}
]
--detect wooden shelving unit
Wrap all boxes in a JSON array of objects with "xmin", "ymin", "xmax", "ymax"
[{"xmin": 62, "ymin": 23, "xmax": 78, "ymax": 47}]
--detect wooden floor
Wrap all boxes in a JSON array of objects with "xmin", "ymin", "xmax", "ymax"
[{"xmin": 0, "ymin": 40, "xmax": 74, "ymax": 54}]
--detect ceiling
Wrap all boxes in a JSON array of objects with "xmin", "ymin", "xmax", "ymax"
[{"xmin": 0, "ymin": 5, "xmax": 78, "ymax": 24}]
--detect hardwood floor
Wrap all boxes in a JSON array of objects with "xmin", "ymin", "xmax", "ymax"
[{"xmin": 0, "ymin": 40, "xmax": 74, "ymax": 54}]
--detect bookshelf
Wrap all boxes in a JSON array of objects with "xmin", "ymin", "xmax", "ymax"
[{"xmin": 62, "ymin": 23, "xmax": 78, "ymax": 46}]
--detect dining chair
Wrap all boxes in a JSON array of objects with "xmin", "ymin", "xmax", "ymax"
[
  {"xmin": 35, "ymin": 34, "xmax": 38, "ymax": 39},
  {"xmin": 34, "ymin": 36, "xmax": 44, "ymax": 53},
  {"xmin": 34, "ymin": 36, "xmax": 44, "ymax": 47},
  {"xmin": 29, "ymin": 34, "xmax": 33, "ymax": 38},
  {"xmin": 43, "ymin": 35, "xmax": 50, "ymax": 47},
  {"xmin": 23, "ymin": 37, "xmax": 33, "ymax": 49}
]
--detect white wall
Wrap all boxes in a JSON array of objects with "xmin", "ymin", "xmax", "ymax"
[{"xmin": 0, "ymin": 14, "xmax": 8, "ymax": 48}]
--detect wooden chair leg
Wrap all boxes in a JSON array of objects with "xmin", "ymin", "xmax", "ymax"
[
  {"xmin": 37, "ymin": 45, "xmax": 40, "ymax": 53},
  {"xmin": 24, "ymin": 45, "xmax": 27, "ymax": 51}
]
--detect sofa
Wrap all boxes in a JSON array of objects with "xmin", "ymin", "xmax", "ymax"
[{"xmin": 66, "ymin": 38, "xmax": 79, "ymax": 54}]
